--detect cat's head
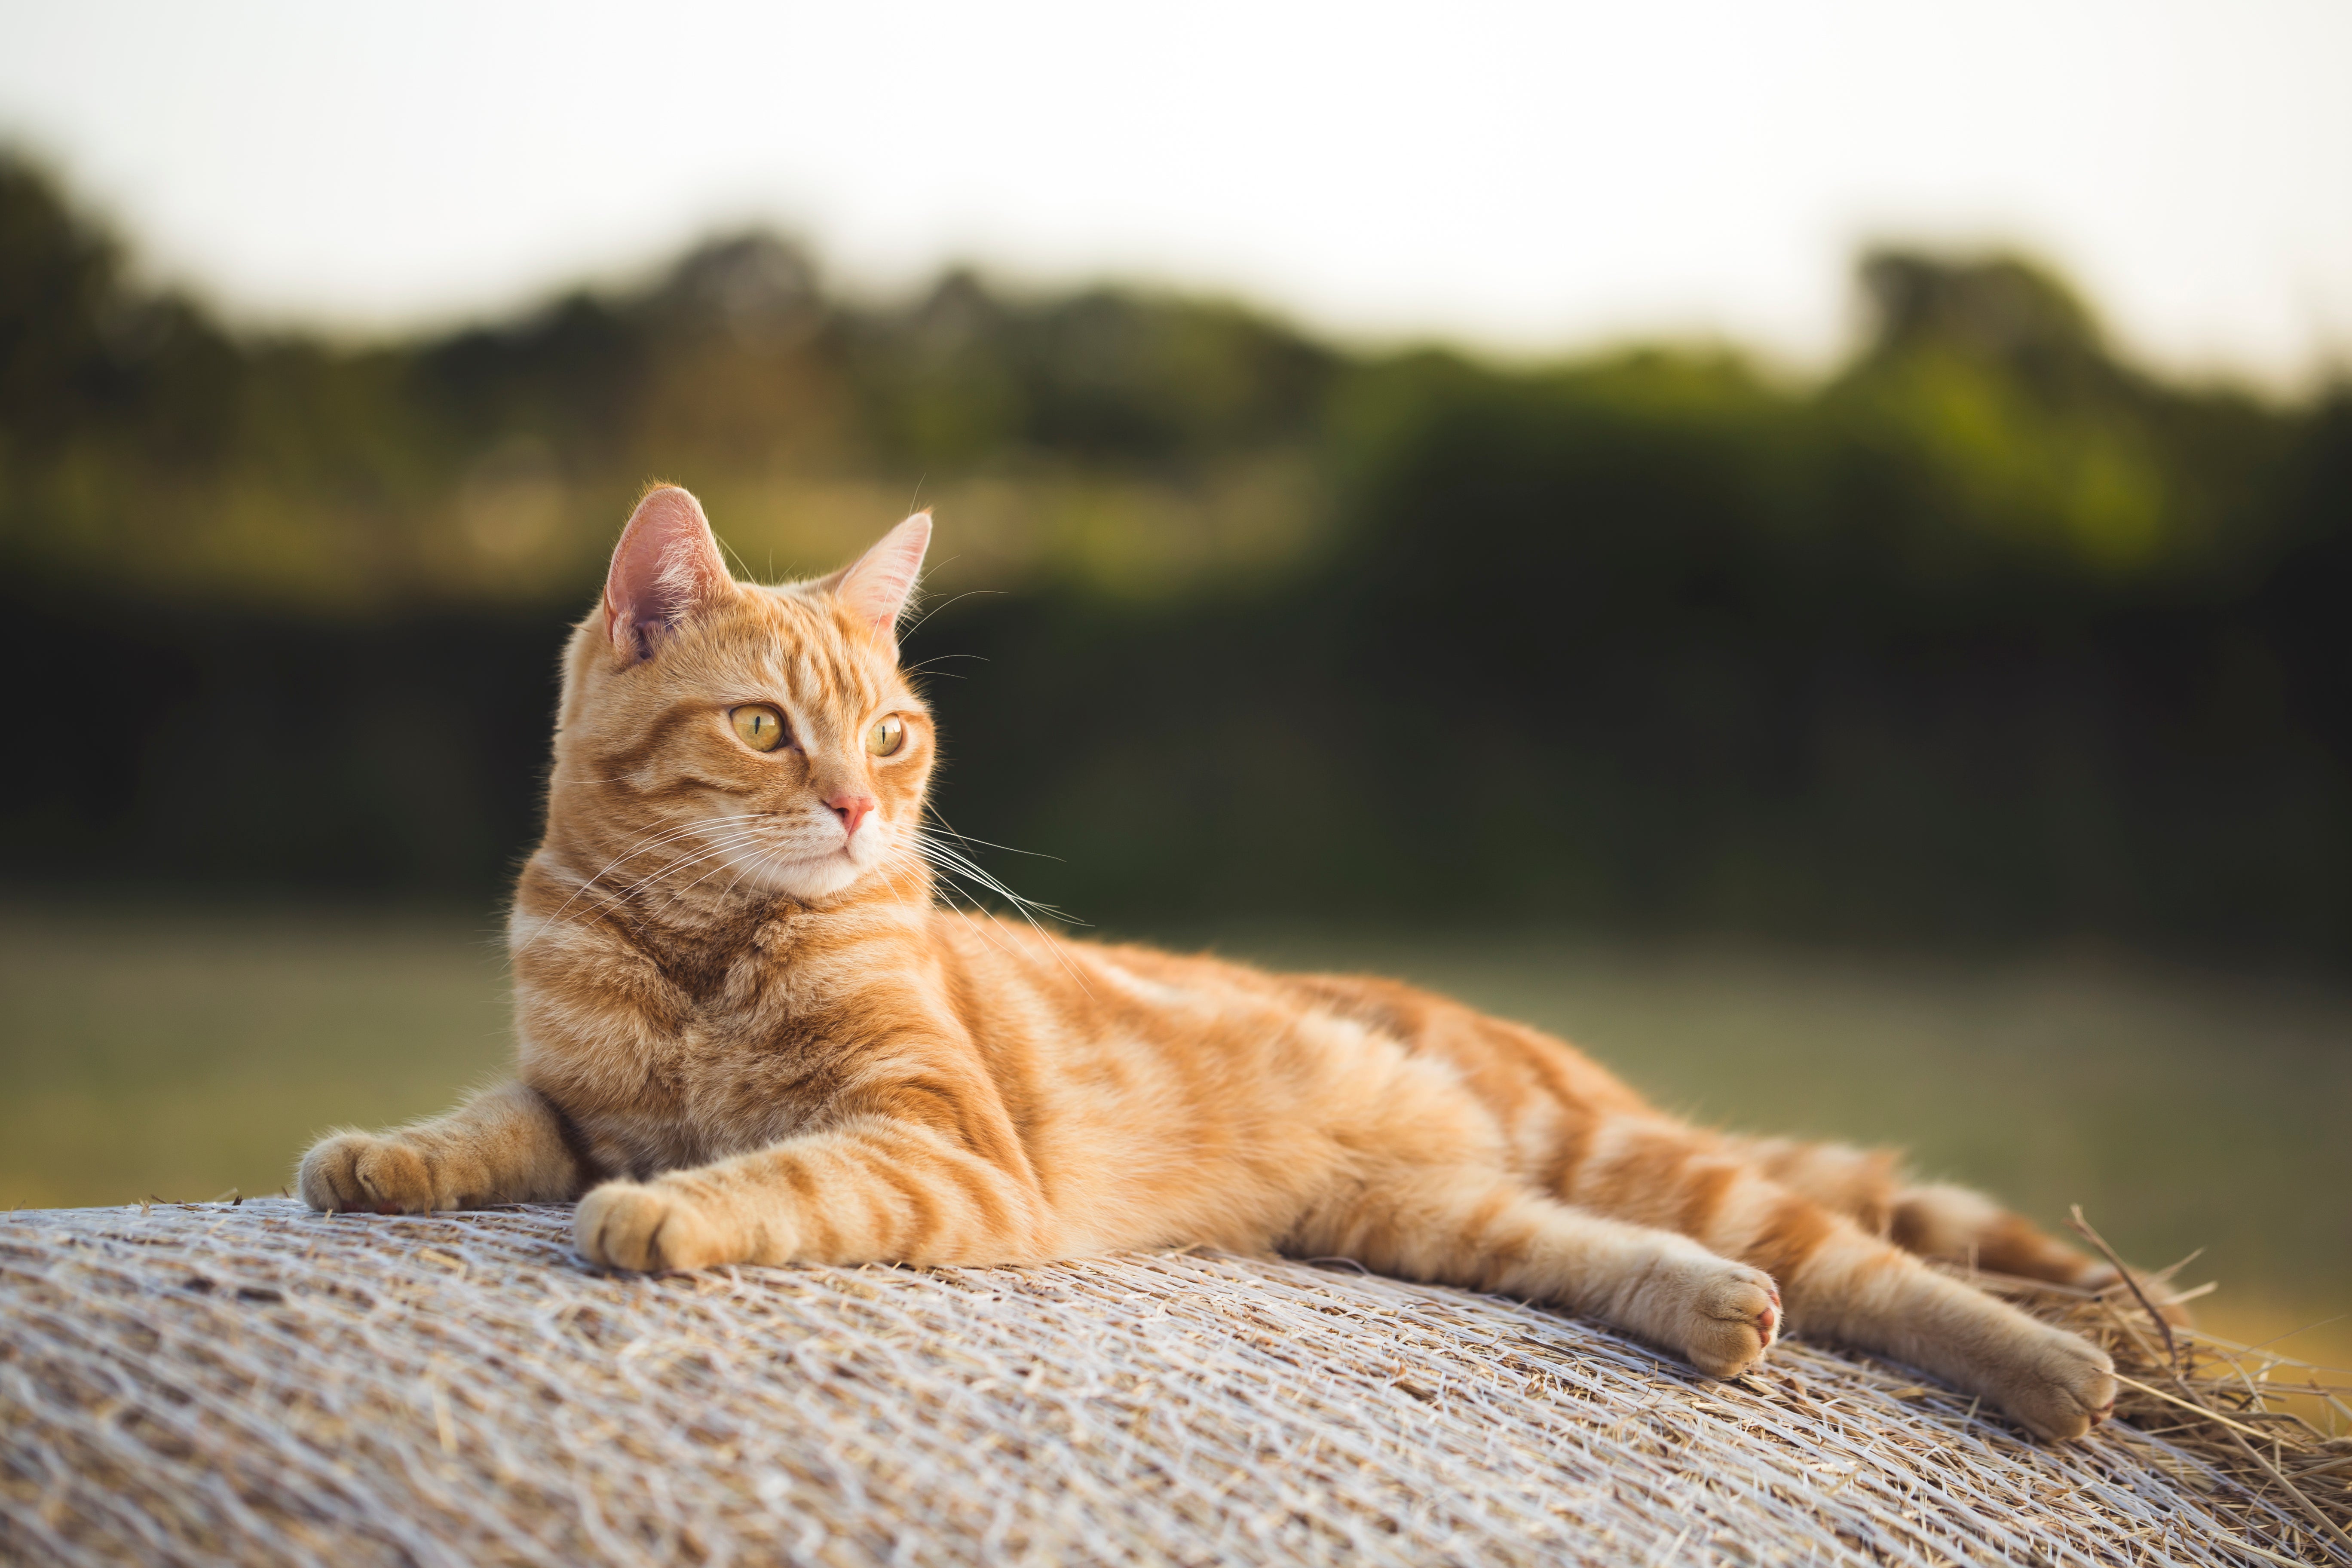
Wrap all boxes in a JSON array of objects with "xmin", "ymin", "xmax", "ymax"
[{"xmin": 544, "ymin": 485, "xmax": 936, "ymax": 905}]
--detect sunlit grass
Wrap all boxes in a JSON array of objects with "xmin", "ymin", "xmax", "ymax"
[
  {"xmin": 0, "ymin": 903, "xmax": 514, "ymax": 1208},
  {"xmin": 4, "ymin": 902, "xmax": 2344, "ymax": 1371}
]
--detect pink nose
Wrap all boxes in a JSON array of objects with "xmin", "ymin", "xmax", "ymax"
[{"xmin": 826, "ymin": 793, "xmax": 876, "ymax": 837}]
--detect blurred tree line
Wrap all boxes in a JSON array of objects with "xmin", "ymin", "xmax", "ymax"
[{"xmin": 5, "ymin": 151, "xmax": 2348, "ymax": 959}]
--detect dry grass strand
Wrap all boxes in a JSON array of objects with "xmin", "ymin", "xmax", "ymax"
[{"xmin": 2, "ymin": 1200, "xmax": 2344, "ymax": 1567}]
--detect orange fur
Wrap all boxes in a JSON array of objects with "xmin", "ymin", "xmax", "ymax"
[{"xmin": 300, "ymin": 487, "xmax": 2120, "ymax": 1440}]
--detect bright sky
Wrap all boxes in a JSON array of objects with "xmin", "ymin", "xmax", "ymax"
[{"xmin": 3, "ymin": 0, "xmax": 2348, "ymax": 386}]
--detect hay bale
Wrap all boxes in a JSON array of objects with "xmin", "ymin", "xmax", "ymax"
[{"xmin": 1, "ymin": 1200, "xmax": 2342, "ymax": 1566}]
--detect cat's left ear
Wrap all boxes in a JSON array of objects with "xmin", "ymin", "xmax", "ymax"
[
  {"xmin": 830, "ymin": 511, "xmax": 931, "ymax": 643},
  {"xmin": 603, "ymin": 485, "xmax": 735, "ymax": 662}
]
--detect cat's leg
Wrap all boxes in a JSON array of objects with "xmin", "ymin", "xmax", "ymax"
[
  {"xmin": 1886, "ymin": 1181, "xmax": 2116, "ymax": 1286},
  {"xmin": 1720, "ymin": 1136, "xmax": 2109, "ymax": 1286},
  {"xmin": 1563, "ymin": 1118, "xmax": 2116, "ymax": 1439},
  {"xmin": 1287, "ymin": 1168, "xmax": 1785, "ymax": 1379},
  {"xmin": 571, "ymin": 1113, "xmax": 1047, "ymax": 1272},
  {"xmin": 298, "ymin": 1081, "xmax": 591, "ymax": 1213}
]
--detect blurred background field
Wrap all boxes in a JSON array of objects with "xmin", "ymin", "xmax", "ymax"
[
  {"xmin": 3, "ymin": 2, "xmax": 2348, "ymax": 1393},
  {"xmin": 4, "ymin": 902, "xmax": 2346, "ymax": 1373}
]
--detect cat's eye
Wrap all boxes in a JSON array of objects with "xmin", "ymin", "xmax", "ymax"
[
  {"xmin": 868, "ymin": 714, "xmax": 906, "ymax": 757},
  {"xmin": 731, "ymin": 706, "xmax": 787, "ymax": 753}
]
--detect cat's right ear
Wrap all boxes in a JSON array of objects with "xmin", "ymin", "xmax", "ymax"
[{"xmin": 602, "ymin": 485, "xmax": 733, "ymax": 662}]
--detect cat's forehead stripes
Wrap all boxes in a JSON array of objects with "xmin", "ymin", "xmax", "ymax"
[{"xmin": 732, "ymin": 586, "xmax": 903, "ymax": 739}]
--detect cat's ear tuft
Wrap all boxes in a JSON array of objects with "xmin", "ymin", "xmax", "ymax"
[
  {"xmin": 602, "ymin": 485, "xmax": 733, "ymax": 661},
  {"xmin": 832, "ymin": 511, "xmax": 932, "ymax": 641}
]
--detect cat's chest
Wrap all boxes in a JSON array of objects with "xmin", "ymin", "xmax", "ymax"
[
  {"xmin": 621, "ymin": 942, "xmax": 861, "ymax": 1127},
  {"xmin": 530, "ymin": 910, "xmax": 918, "ymax": 1172},
  {"xmin": 639, "ymin": 905, "xmax": 832, "ymax": 1028},
  {"xmin": 654, "ymin": 934, "xmax": 845, "ymax": 1073},
  {"xmin": 551, "ymin": 982, "xmax": 855, "ymax": 1181}
]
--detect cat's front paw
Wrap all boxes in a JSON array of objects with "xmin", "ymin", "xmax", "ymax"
[
  {"xmin": 1984, "ymin": 1324, "xmax": 2116, "ymax": 1441},
  {"xmin": 574, "ymin": 1180, "xmax": 738, "ymax": 1272},
  {"xmin": 300, "ymin": 1131, "xmax": 445, "ymax": 1214},
  {"xmin": 1660, "ymin": 1259, "xmax": 1782, "ymax": 1378}
]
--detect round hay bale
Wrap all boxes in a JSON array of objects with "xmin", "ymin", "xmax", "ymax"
[{"xmin": 1, "ymin": 1200, "xmax": 2341, "ymax": 1566}]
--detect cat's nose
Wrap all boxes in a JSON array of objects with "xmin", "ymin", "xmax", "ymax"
[{"xmin": 826, "ymin": 793, "xmax": 876, "ymax": 837}]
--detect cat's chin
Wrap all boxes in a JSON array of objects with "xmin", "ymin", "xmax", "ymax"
[{"xmin": 735, "ymin": 845, "xmax": 875, "ymax": 903}]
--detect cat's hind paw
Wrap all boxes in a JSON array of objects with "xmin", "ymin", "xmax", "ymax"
[
  {"xmin": 574, "ymin": 1180, "xmax": 737, "ymax": 1272},
  {"xmin": 1664, "ymin": 1260, "xmax": 1782, "ymax": 1378},
  {"xmin": 1985, "ymin": 1325, "xmax": 2116, "ymax": 1441},
  {"xmin": 299, "ymin": 1131, "xmax": 443, "ymax": 1214}
]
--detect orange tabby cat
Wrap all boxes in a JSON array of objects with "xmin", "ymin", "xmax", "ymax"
[{"xmin": 300, "ymin": 485, "xmax": 2122, "ymax": 1440}]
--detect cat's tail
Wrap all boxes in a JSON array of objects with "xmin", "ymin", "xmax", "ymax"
[{"xmin": 1718, "ymin": 1135, "xmax": 2122, "ymax": 1292}]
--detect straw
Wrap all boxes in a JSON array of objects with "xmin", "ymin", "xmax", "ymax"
[{"xmin": 1, "ymin": 1199, "xmax": 2342, "ymax": 1566}]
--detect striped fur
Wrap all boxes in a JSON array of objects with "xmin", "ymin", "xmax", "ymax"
[{"xmin": 299, "ymin": 487, "xmax": 2119, "ymax": 1440}]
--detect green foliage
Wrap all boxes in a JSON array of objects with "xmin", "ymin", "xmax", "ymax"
[{"xmin": 4, "ymin": 150, "xmax": 2349, "ymax": 958}]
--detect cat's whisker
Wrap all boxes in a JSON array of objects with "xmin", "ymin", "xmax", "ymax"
[
  {"xmin": 910, "ymin": 830, "xmax": 1081, "ymax": 924},
  {"xmin": 903, "ymin": 836, "xmax": 1094, "ymax": 993},
  {"xmin": 561, "ymin": 816, "xmax": 775, "ymax": 910},
  {"xmin": 884, "ymin": 839, "xmax": 991, "ymax": 925},
  {"xmin": 568, "ymin": 824, "xmax": 788, "ymax": 930},
  {"xmin": 897, "ymin": 589, "xmax": 1003, "ymax": 641},
  {"xmin": 878, "ymin": 836, "xmax": 937, "ymax": 891},
  {"xmin": 519, "ymin": 814, "xmax": 776, "ymax": 947},
  {"xmin": 899, "ymin": 652, "xmax": 989, "ymax": 677},
  {"xmin": 715, "ymin": 830, "xmax": 786, "ymax": 908},
  {"xmin": 909, "ymin": 824, "xmax": 1037, "ymax": 884},
  {"xmin": 919, "ymin": 804, "xmax": 1063, "ymax": 861},
  {"xmin": 909, "ymin": 837, "xmax": 1043, "ymax": 912},
  {"xmin": 662, "ymin": 828, "xmax": 802, "ymax": 911},
  {"xmin": 700, "ymin": 828, "xmax": 799, "ymax": 915},
  {"xmin": 895, "ymin": 847, "xmax": 1033, "ymax": 970},
  {"xmin": 919, "ymin": 864, "xmax": 1061, "ymax": 943},
  {"xmin": 616, "ymin": 828, "xmax": 788, "ymax": 902},
  {"xmin": 905, "ymin": 815, "xmax": 1093, "ymax": 987}
]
